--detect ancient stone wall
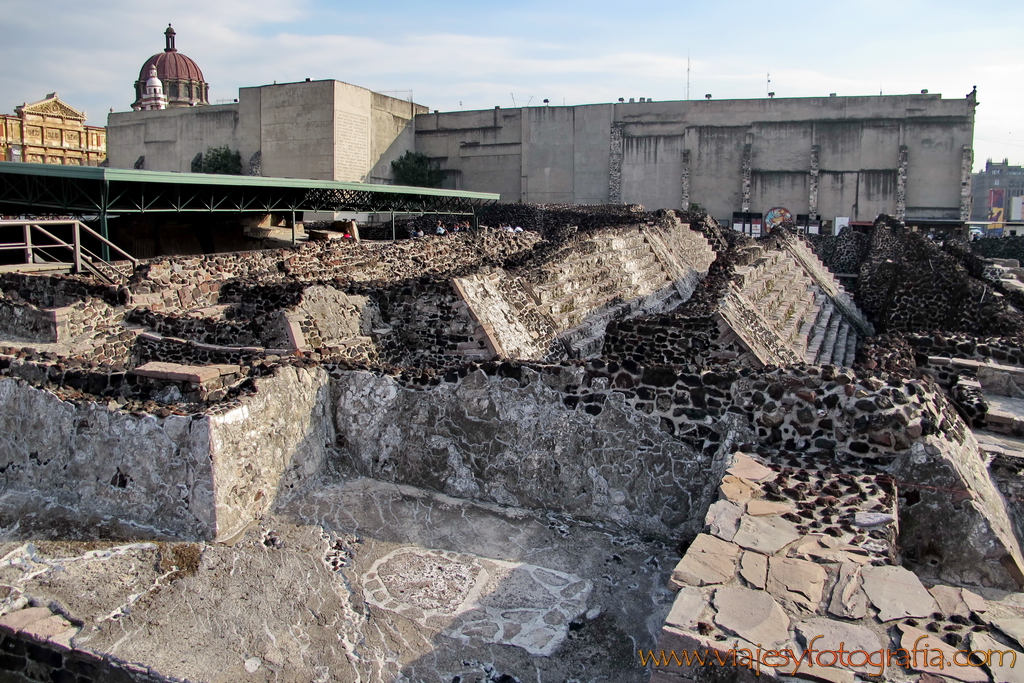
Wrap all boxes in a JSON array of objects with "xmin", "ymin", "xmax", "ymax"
[
  {"xmin": 206, "ymin": 365, "xmax": 333, "ymax": 542},
  {"xmin": 0, "ymin": 604, "xmax": 193, "ymax": 683},
  {"xmin": 857, "ymin": 217, "xmax": 1024, "ymax": 335},
  {"xmin": 0, "ymin": 377, "xmax": 216, "ymax": 540},
  {"xmin": 971, "ymin": 235, "xmax": 1024, "ymax": 263},
  {"xmin": 804, "ymin": 228, "xmax": 871, "ymax": 275},
  {"xmin": 602, "ymin": 315, "xmax": 730, "ymax": 367}
]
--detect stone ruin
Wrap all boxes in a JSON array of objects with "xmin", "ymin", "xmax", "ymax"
[{"xmin": 2, "ymin": 208, "xmax": 1024, "ymax": 682}]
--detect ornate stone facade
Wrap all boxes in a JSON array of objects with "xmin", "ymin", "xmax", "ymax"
[{"xmin": 0, "ymin": 93, "xmax": 106, "ymax": 166}]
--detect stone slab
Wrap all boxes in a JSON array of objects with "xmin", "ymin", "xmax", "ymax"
[
  {"xmin": 928, "ymin": 585, "xmax": 971, "ymax": 618},
  {"xmin": 669, "ymin": 534, "xmax": 741, "ymax": 588},
  {"xmin": 719, "ymin": 475, "xmax": 756, "ymax": 506},
  {"xmin": 970, "ymin": 631, "xmax": 1024, "ymax": 683},
  {"xmin": 794, "ymin": 618, "xmax": 883, "ymax": 676},
  {"xmin": 0, "ymin": 606, "xmax": 53, "ymax": 635},
  {"xmin": 746, "ymin": 499, "xmax": 795, "ymax": 516},
  {"xmin": 861, "ymin": 565, "xmax": 938, "ymax": 621},
  {"xmin": 991, "ymin": 617, "xmax": 1024, "ymax": 650},
  {"xmin": 665, "ymin": 586, "xmax": 706, "ymax": 631},
  {"xmin": 739, "ymin": 551, "xmax": 767, "ymax": 589},
  {"xmin": 726, "ymin": 453, "xmax": 774, "ymax": 482},
  {"xmin": 733, "ymin": 515, "xmax": 801, "ymax": 555},
  {"xmin": 896, "ymin": 623, "xmax": 987, "ymax": 682},
  {"xmin": 132, "ymin": 361, "xmax": 220, "ymax": 384},
  {"xmin": 827, "ymin": 563, "xmax": 867, "ymax": 620},
  {"xmin": 713, "ymin": 586, "xmax": 790, "ymax": 648},
  {"xmin": 705, "ymin": 500, "xmax": 743, "ymax": 542},
  {"xmin": 766, "ymin": 557, "xmax": 826, "ymax": 612},
  {"xmin": 19, "ymin": 614, "xmax": 71, "ymax": 640}
]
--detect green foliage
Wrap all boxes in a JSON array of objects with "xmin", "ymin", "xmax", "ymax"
[
  {"xmin": 201, "ymin": 145, "xmax": 242, "ymax": 175},
  {"xmin": 391, "ymin": 151, "xmax": 443, "ymax": 188}
]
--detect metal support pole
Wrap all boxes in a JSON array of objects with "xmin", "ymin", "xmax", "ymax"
[
  {"xmin": 73, "ymin": 222, "xmax": 83, "ymax": 273},
  {"xmin": 391, "ymin": 211, "xmax": 395, "ymax": 241},
  {"xmin": 100, "ymin": 178, "xmax": 110, "ymax": 262},
  {"xmin": 290, "ymin": 209, "xmax": 296, "ymax": 246},
  {"xmin": 23, "ymin": 223, "xmax": 32, "ymax": 264}
]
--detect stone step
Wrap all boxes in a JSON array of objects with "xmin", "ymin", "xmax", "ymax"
[
  {"xmin": 803, "ymin": 301, "xmax": 837, "ymax": 364},
  {"xmin": 816, "ymin": 313, "xmax": 843, "ymax": 365},
  {"xmin": 830, "ymin": 319, "xmax": 852, "ymax": 366},
  {"xmin": 841, "ymin": 329, "xmax": 859, "ymax": 368}
]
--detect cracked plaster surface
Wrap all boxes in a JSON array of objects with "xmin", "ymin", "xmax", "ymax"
[{"xmin": 0, "ymin": 476, "xmax": 676, "ymax": 683}]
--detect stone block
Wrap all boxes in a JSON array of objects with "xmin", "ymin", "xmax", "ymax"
[
  {"xmin": 0, "ymin": 607, "xmax": 53, "ymax": 636},
  {"xmin": 669, "ymin": 534, "xmax": 741, "ymax": 589}
]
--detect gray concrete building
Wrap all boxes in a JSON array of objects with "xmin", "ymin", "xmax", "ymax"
[
  {"xmin": 415, "ymin": 92, "xmax": 977, "ymax": 232},
  {"xmin": 107, "ymin": 79, "xmax": 427, "ymax": 183}
]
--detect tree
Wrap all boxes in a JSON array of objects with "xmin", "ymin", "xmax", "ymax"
[
  {"xmin": 391, "ymin": 151, "xmax": 443, "ymax": 188},
  {"xmin": 201, "ymin": 145, "xmax": 242, "ymax": 175}
]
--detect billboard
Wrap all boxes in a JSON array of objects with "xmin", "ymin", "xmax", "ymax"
[{"xmin": 989, "ymin": 189, "xmax": 1006, "ymax": 222}]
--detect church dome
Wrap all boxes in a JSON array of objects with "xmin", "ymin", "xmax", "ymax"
[{"xmin": 132, "ymin": 25, "xmax": 209, "ymax": 109}]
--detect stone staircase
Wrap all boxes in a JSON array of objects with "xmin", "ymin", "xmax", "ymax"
[
  {"xmin": 723, "ymin": 241, "xmax": 867, "ymax": 368},
  {"xmin": 452, "ymin": 224, "xmax": 715, "ymax": 361}
]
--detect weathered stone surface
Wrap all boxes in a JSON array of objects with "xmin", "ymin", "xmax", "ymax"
[
  {"xmin": 970, "ymin": 631, "xmax": 1024, "ymax": 683},
  {"xmin": 669, "ymin": 534, "xmax": 741, "ymax": 588},
  {"xmin": 991, "ymin": 618, "xmax": 1024, "ymax": 650},
  {"xmin": 726, "ymin": 453, "xmax": 774, "ymax": 482},
  {"xmin": 861, "ymin": 565, "xmax": 938, "ymax": 621},
  {"xmin": 719, "ymin": 475, "xmax": 756, "ymax": 506},
  {"xmin": 794, "ymin": 618, "xmax": 883, "ymax": 676},
  {"xmin": 896, "ymin": 623, "xmax": 987, "ymax": 682},
  {"xmin": 713, "ymin": 587, "xmax": 790, "ymax": 647},
  {"xmin": 827, "ymin": 563, "xmax": 867, "ymax": 620},
  {"xmin": 705, "ymin": 500, "xmax": 743, "ymax": 542},
  {"xmin": 765, "ymin": 557, "xmax": 826, "ymax": 612},
  {"xmin": 665, "ymin": 586, "xmax": 706, "ymax": 631},
  {"xmin": 19, "ymin": 614, "xmax": 72, "ymax": 640},
  {"xmin": 889, "ymin": 437, "xmax": 1024, "ymax": 591},
  {"xmin": 0, "ymin": 606, "xmax": 52, "ymax": 634},
  {"xmin": 739, "ymin": 551, "xmax": 767, "ymax": 589},
  {"xmin": 776, "ymin": 661, "xmax": 855, "ymax": 683},
  {"xmin": 732, "ymin": 515, "xmax": 801, "ymax": 554},
  {"xmin": 335, "ymin": 368, "xmax": 714, "ymax": 538},
  {"xmin": 928, "ymin": 584, "xmax": 972, "ymax": 618},
  {"xmin": 746, "ymin": 499, "xmax": 794, "ymax": 516},
  {"xmin": 853, "ymin": 511, "xmax": 895, "ymax": 528},
  {"xmin": 793, "ymin": 535, "xmax": 873, "ymax": 565},
  {"xmin": 364, "ymin": 546, "xmax": 591, "ymax": 657}
]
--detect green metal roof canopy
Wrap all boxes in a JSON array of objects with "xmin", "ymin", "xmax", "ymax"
[{"xmin": 0, "ymin": 162, "xmax": 499, "ymax": 215}]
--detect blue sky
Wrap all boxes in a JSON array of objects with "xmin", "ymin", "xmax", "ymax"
[{"xmin": 2, "ymin": 0, "xmax": 1021, "ymax": 171}]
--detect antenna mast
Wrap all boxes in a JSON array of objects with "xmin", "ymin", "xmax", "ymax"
[{"xmin": 687, "ymin": 52, "xmax": 690, "ymax": 101}]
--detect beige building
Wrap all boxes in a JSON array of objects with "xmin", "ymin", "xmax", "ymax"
[
  {"xmin": 0, "ymin": 94, "xmax": 106, "ymax": 166},
  {"xmin": 108, "ymin": 79, "xmax": 428, "ymax": 183},
  {"xmin": 416, "ymin": 92, "xmax": 977, "ymax": 231}
]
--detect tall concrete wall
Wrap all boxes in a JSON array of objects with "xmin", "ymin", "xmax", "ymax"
[
  {"xmin": 106, "ymin": 104, "xmax": 242, "ymax": 173},
  {"xmin": 415, "ymin": 93, "xmax": 976, "ymax": 226},
  {"xmin": 107, "ymin": 80, "xmax": 427, "ymax": 182}
]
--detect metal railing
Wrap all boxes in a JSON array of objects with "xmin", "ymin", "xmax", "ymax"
[{"xmin": 0, "ymin": 220, "xmax": 138, "ymax": 284}]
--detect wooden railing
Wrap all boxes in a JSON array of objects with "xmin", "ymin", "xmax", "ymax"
[{"xmin": 0, "ymin": 220, "xmax": 138, "ymax": 284}]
